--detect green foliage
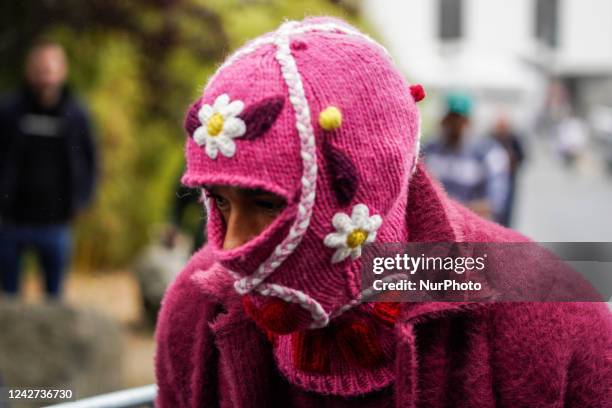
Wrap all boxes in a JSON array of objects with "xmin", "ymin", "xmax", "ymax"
[{"xmin": 1, "ymin": 0, "xmax": 369, "ymax": 270}]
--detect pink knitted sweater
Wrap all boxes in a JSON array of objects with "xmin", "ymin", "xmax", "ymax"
[
  {"xmin": 155, "ymin": 165, "xmax": 612, "ymax": 407},
  {"xmin": 155, "ymin": 17, "xmax": 611, "ymax": 407}
]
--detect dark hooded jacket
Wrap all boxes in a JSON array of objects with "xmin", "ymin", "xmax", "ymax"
[{"xmin": 0, "ymin": 86, "xmax": 97, "ymax": 225}]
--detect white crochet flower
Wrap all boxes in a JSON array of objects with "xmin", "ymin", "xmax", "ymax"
[
  {"xmin": 324, "ymin": 204, "xmax": 382, "ymax": 264},
  {"xmin": 193, "ymin": 94, "xmax": 246, "ymax": 159}
]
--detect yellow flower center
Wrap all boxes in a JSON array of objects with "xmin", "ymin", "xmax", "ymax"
[
  {"xmin": 346, "ymin": 228, "xmax": 368, "ymax": 249},
  {"xmin": 207, "ymin": 113, "xmax": 224, "ymax": 136}
]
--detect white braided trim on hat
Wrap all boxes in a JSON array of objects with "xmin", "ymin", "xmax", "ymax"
[
  {"xmin": 205, "ymin": 21, "xmax": 403, "ymax": 328},
  {"xmin": 205, "ymin": 20, "xmax": 392, "ymax": 91},
  {"xmin": 232, "ymin": 24, "xmax": 318, "ymax": 295},
  {"xmin": 257, "ymin": 282, "xmax": 329, "ymax": 327},
  {"xmin": 292, "ymin": 22, "xmax": 392, "ymax": 60},
  {"xmin": 206, "ymin": 34, "xmax": 277, "ymax": 90},
  {"xmin": 329, "ymin": 273, "xmax": 410, "ymax": 319}
]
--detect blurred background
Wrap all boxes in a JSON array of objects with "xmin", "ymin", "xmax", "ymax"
[
  {"xmin": 0, "ymin": 0, "xmax": 611, "ymax": 405},
  {"xmin": 369, "ymin": 0, "xmax": 612, "ymax": 242}
]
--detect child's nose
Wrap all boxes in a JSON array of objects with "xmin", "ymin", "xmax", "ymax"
[{"xmin": 222, "ymin": 209, "xmax": 256, "ymax": 250}]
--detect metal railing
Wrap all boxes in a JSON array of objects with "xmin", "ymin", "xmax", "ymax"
[{"xmin": 43, "ymin": 384, "xmax": 156, "ymax": 408}]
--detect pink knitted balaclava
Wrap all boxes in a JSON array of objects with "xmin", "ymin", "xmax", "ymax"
[{"xmin": 183, "ymin": 17, "xmax": 423, "ymax": 333}]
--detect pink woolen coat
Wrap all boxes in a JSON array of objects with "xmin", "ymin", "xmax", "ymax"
[{"xmin": 155, "ymin": 166, "xmax": 612, "ymax": 407}]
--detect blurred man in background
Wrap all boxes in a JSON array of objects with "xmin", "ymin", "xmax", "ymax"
[
  {"xmin": 490, "ymin": 115, "xmax": 526, "ymax": 227},
  {"xmin": 0, "ymin": 40, "xmax": 97, "ymax": 298},
  {"xmin": 555, "ymin": 113, "xmax": 588, "ymax": 167},
  {"xmin": 423, "ymin": 93, "xmax": 510, "ymax": 224}
]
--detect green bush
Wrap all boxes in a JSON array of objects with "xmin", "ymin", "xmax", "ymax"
[{"xmin": 0, "ymin": 0, "xmax": 366, "ymax": 270}]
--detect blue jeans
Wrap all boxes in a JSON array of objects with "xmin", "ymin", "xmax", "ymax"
[{"xmin": 0, "ymin": 224, "xmax": 71, "ymax": 298}]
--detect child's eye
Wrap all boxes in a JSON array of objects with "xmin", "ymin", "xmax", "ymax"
[
  {"xmin": 255, "ymin": 199, "xmax": 286, "ymax": 214},
  {"xmin": 210, "ymin": 194, "xmax": 229, "ymax": 211}
]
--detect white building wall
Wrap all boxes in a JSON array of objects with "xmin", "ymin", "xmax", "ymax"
[
  {"xmin": 362, "ymin": 0, "xmax": 435, "ymax": 75},
  {"xmin": 362, "ymin": 0, "xmax": 545, "ymax": 135},
  {"xmin": 465, "ymin": 0, "xmax": 532, "ymax": 56},
  {"xmin": 557, "ymin": 0, "xmax": 612, "ymax": 74},
  {"xmin": 362, "ymin": 0, "xmax": 612, "ymax": 134}
]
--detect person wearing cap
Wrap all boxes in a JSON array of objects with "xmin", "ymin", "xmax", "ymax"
[
  {"xmin": 423, "ymin": 93, "xmax": 510, "ymax": 224},
  {"xmin": 0, "ymin": 40, "xmax": 97, "ymax": 297},
  {"xmin": 154, "ymin": 18, "xmax": 611, "ymax": 408}
]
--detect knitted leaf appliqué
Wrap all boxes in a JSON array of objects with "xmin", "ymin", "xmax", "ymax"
[
  {"xmin": 192, "ymin": 94, "xmax": 246, "ymax": 159},
  {"xmin": 241, "ymin": 96, "xmax": 285, "ymax": 140},
  {"xmin": 324, "ymin": 204, "xmax": 382, "ymax": 263},
  {"xmin": 323, "ymin": 141, "xmax": 359, "ymax": 206}
]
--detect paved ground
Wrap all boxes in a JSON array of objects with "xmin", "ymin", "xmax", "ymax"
[
  {"xmin": 23, "ymin": 271, "xmax": 156, "ymax": 389},
  {"xmin": 514, "ymin": 139, "xmax": 612, "ymax": 242}
]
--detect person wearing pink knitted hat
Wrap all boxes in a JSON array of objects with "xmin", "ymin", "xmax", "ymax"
[{"xmin": 155, "ymin": 17, "xmax": 611, "ymax": 407}]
